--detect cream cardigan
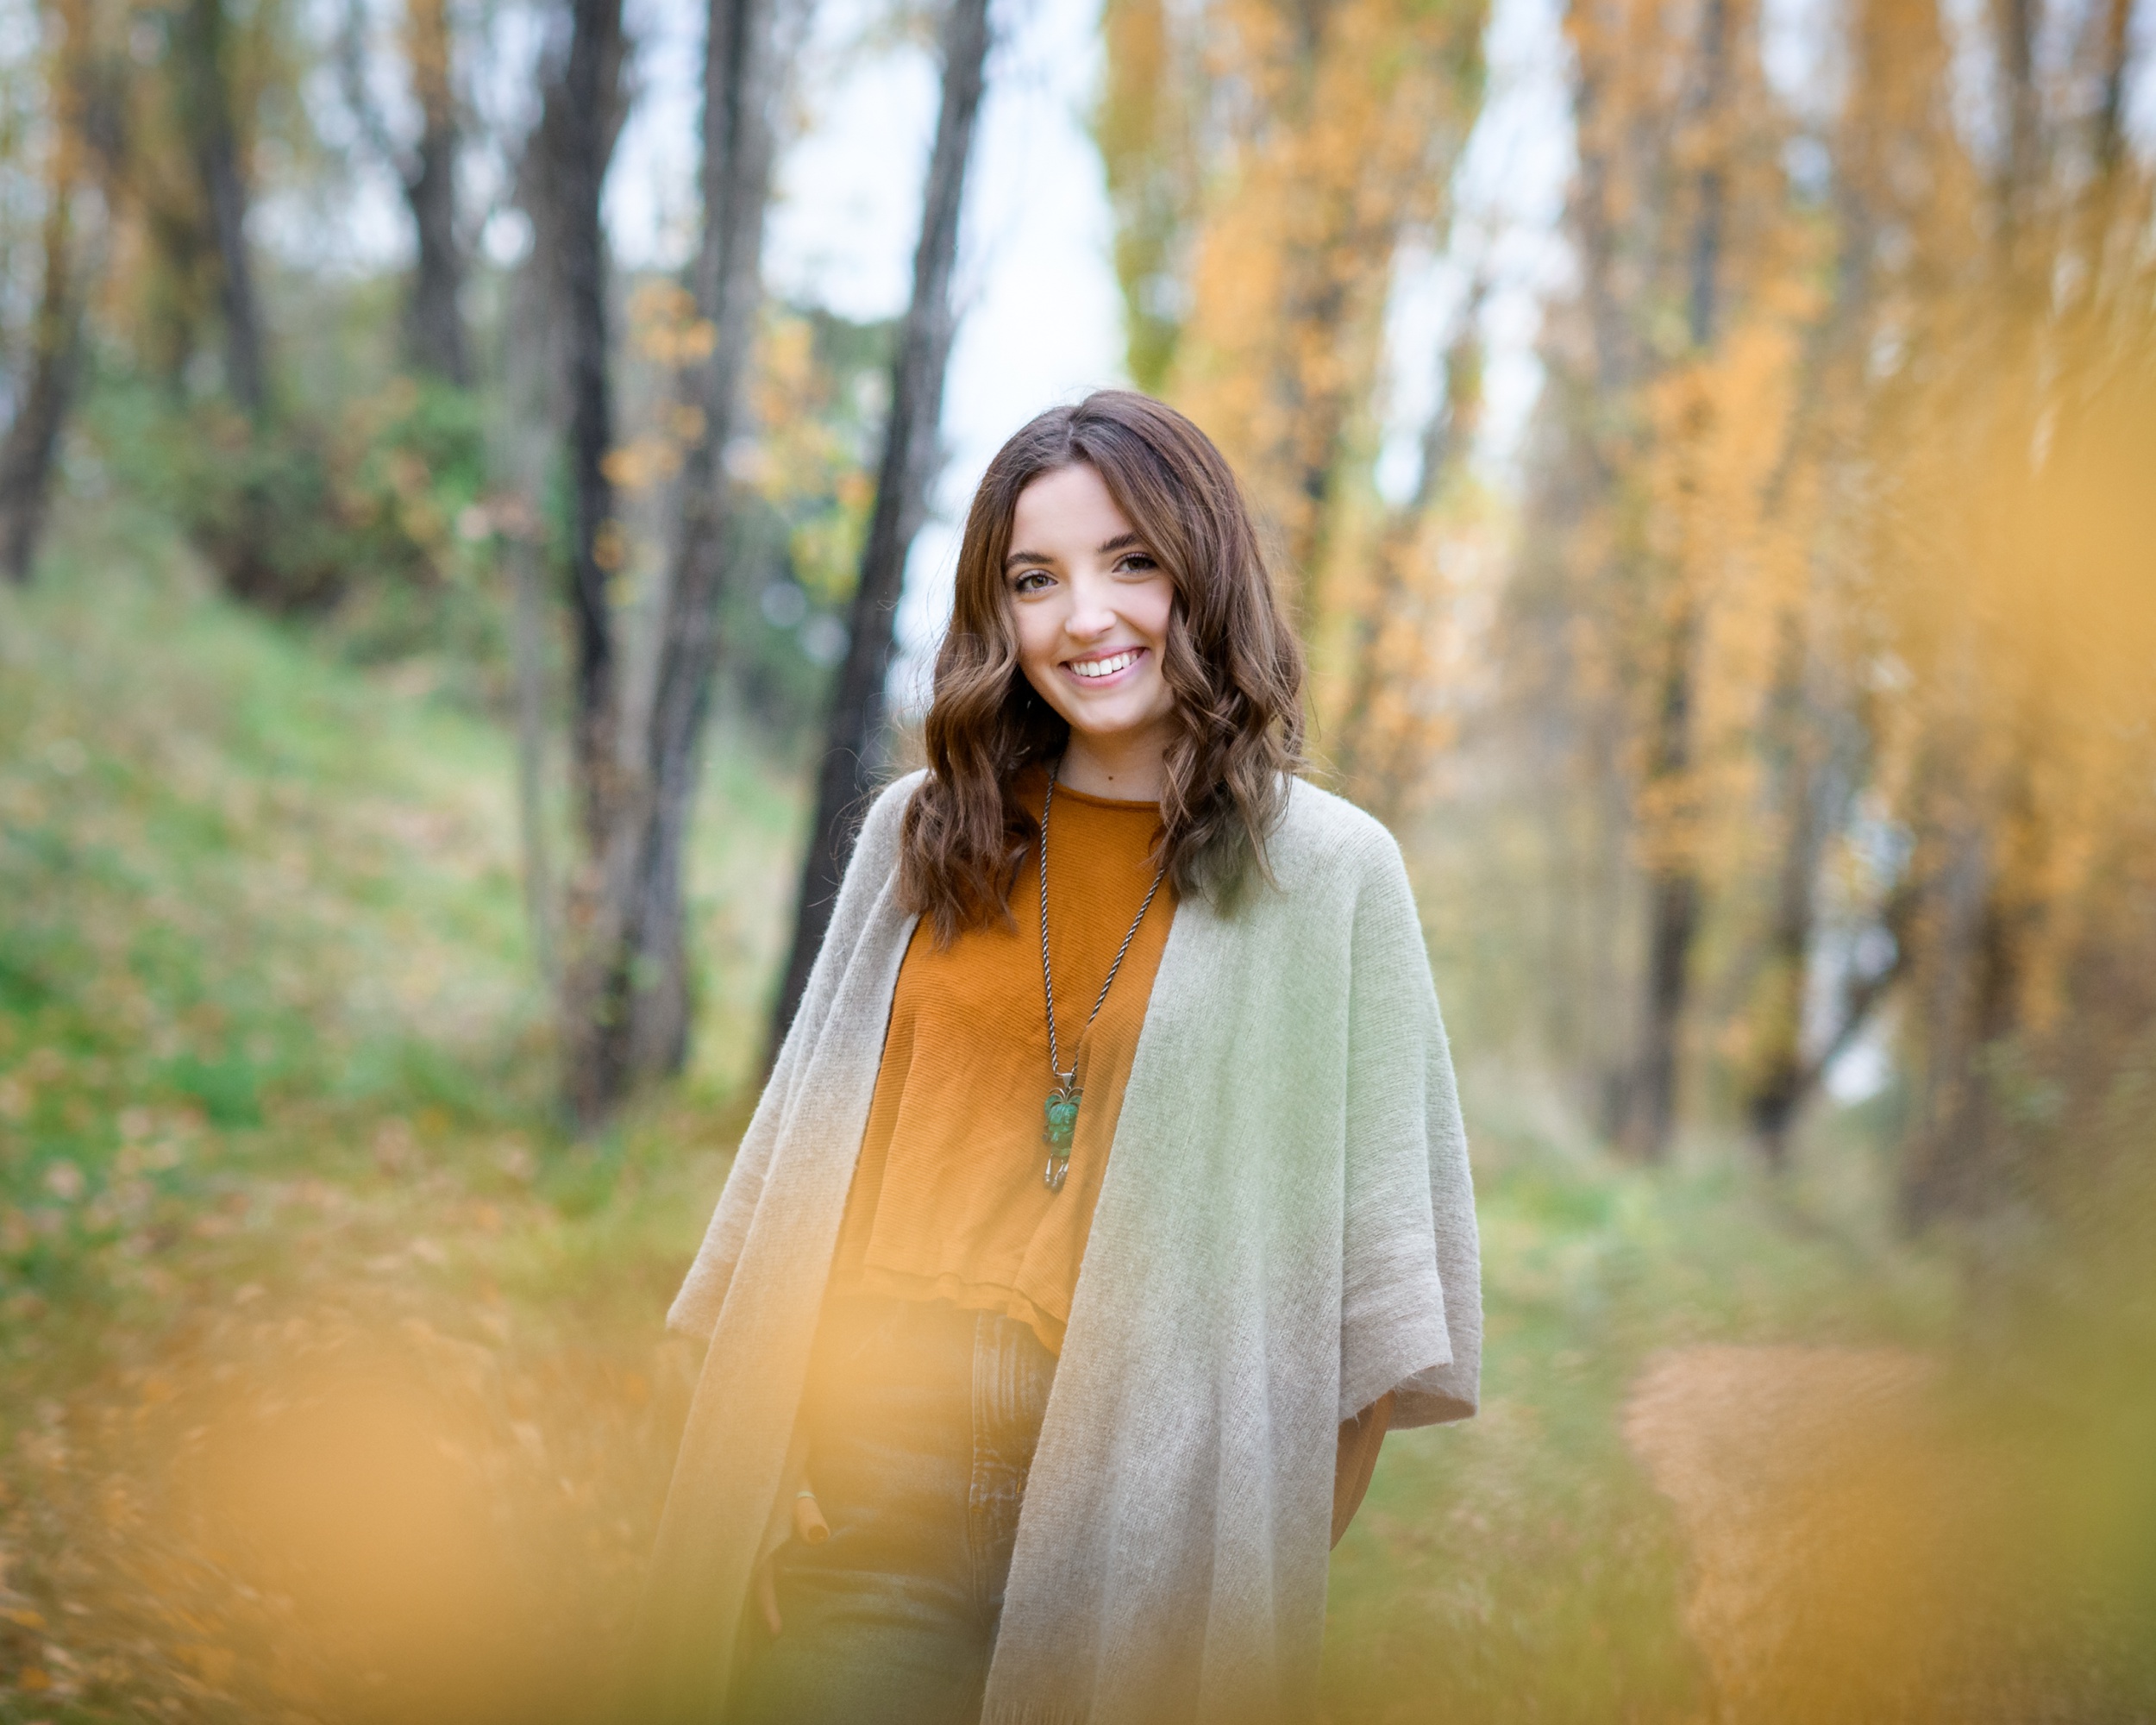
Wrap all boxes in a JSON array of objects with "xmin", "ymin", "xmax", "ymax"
[{"xmin": 632, "ymin": 771, "xmax": 1481, "ymax": 1725}]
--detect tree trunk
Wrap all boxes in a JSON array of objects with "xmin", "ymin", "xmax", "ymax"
[
  {"xmin": 176, "ymin": 0, "xmax": 266, "ymax": 413},
  {"xmin": 2091, "ymin": 0, "xmax": 2130, "ymax": 179},
  {"xmin": 338, "ymin": 0, "xmax": 470, "ymax": 383},
  {"xmin": 1741, "ymin": 163, "xmax": 1885, "ymax": 1165},
  {"xmin": 546, "ymin": 0, "xmax": 628, "ymax": 850},
  {"xmin": 402, "ymin": 0, "xmax": 468, "ymax": 385},
  {"xmin": 768, "ymin": 0, "xmax": 993, "ymax": 1059},
  {"xmin": 508, "ymin": 522, "xmax": 561, "ymax": 992},
  {"xmin": 1614, "ymin": 0, "xmax": 1731, "ymax": 1163},
  {"xmin": 0, "ymin": 57, "xmax": 85, "ymax": 584},
  {"xmin": 597, "ymin": 0, "xmax": 799, "ymax": 1100},
  {"xmin": 1097, "ymin": 0, "xmax": 1194, "ymax": 392},
  {"xmin": 1745, "ymin": 684, "xmax": 1818, "ymax": 1168},
  {"xmin": 1622, "ymin": 618, "xmax": 1702, "ymax": 1160},
  {"xmin": 1899, "ymin": 750, "xmax": 2036, "ymax": 1232},
  {"xmin": 1900, "ymin": 865, "xmax": 2021, "ymax": 1230},
  {"xmin": 498, "ymin": 115, "xmax": 580, "ymax": 1007},
  {"xmin": 1996, "ymin": 0, "xmax": 2040, "ymax": 224},
  {"xmin": 548, "ymin": 0, "xmax": 797, "ymax": 1125},
  {"xmin": 529, "ymin": 0, "xmax": 632, "ymax": 1125}
]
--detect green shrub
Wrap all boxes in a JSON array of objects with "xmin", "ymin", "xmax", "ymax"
[{"xmin": 91, "ymin": 375, "xmax": 492, "ymax": 643}]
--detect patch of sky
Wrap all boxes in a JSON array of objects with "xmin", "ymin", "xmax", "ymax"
[
  {"xmin": 1374, "ymin": 0, "xmax": 1574, "ymax": 504},
  {"xmin": 1761, "ymin": 0, "xmax": 1847, "ymax": 129}
]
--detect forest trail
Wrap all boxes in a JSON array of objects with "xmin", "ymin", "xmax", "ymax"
[{"xmin": 1626, "ymin": 1344, "xmax": 2147, "ymax": 1724}]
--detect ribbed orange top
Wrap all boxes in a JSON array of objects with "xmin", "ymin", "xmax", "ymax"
[{"xmin": 828, "ymin": 773, "xmax": 1176, "ymax": 1355}]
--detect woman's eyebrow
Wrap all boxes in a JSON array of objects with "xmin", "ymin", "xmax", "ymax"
[{"xmin": 1003, "ymin": 532, "xmax": 1144, "ymax": 571}]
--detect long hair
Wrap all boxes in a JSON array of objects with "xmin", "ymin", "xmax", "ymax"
[{"xmin": 899, "ymin": 390, "xmax": 1306, "ymax": 941}]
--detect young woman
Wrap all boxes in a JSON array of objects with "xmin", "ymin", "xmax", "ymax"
[{"xmin": 633, "ymin": 392, "xmax": 1480, "ymax": 1725}]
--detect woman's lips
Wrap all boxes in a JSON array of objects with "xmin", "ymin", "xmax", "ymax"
[{"xmin": 1062, "ymin": 646, "xmax": 1146, "ymax": 687}]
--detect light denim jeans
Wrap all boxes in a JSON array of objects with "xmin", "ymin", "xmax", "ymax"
[{"xmin": 725, "ymin": 1295, "xmax": 1057, "ymax": 1725}]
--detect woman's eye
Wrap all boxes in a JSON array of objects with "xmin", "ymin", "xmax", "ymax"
[
  {"xmin": 1012, "ymin": 568, "xmax": 1054, "ymax": 593},
  {"xmin": 1116, "ymin": 554, "xmax": 1159, "ymax": 574}
]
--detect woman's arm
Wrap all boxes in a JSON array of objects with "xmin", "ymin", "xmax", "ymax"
[
  {"xmin": 1331, "ymin": 1391, "xmax": 1395, "ymax": 1546},
  {"xmin": 1338, "ymin": 829, "xmax": 1482, "ymax": 1427}
]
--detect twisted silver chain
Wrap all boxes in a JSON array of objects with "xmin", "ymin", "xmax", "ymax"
[{"xmin": 1038, "ymin": 766, "xmax": 1169, "ymax": 1082}]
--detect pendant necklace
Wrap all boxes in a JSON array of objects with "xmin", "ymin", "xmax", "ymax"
[{"xmin": 1037, "ymin": 764, "xmax": 1168, "ymax": 1193}]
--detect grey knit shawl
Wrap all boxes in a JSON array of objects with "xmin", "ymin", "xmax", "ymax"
[{"xmin": 632, "ymin": 771, "xmax": 1480, "ymax": 1725}]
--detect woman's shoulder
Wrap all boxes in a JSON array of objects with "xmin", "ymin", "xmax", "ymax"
[
  {"xmin": 856, "ymin": 768, "xmax": 930, "ymax": 856},
  {"xmin": 1269, "ymin": 776, "xmax": 1406, "ymax": 885},
  {"xmin": 823, "ymin": 769, "xmax": 928, "ymax": 898}
]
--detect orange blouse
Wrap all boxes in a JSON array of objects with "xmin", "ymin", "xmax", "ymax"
[{"xmin": 826, "ymin": 774, "xmax": 1175, "ymax": 1355}]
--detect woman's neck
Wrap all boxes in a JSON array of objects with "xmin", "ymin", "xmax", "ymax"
[{"xmin": 1057, "ymin": 724, "xmax": 1171, "ymax": 802}]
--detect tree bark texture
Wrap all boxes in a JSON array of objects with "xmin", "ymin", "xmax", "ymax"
[
  {"xmin": 498, "ymin": 273, "xmax": 567, "ymax": 999},
  {"xmin": 403, "ymin": 0, "xmax": 469, "ymax": 384},
  {"xmin": 556, "ymin": 0, "xmax": 800, "ymax": 1121},
  {"xmin": 768, "ymin": 0, "xmax": 994, "ymax": 1061},
  {"xmin": 175, "ymin": 0, "xmax": 266, "ymax": 413},
  {"xmin": 542, "ymin": 0, "xmax": 629, "ymax": 853},
  {"xmin": 0, "ymin": 12, "xmax": 87, "ymax": 585},
  {"xmin": 1897, "ymin": 750, "xmax": 2040, "ymax": 1231},
  {"xmin": 1739, "ymin": 252, "xmax": 1888, "ymax": 1164},
  {"xmin": 1996, "ymin": 0, "xmax": 2040, "ymax": 223},
  {"xmin": 1620, "ymin": 618, "xmax": 1702, "ymax": 1161},
  {"xmin": 337, "ymin": 0, "xmax": 469, "ymax": 383},
  {"xmin": 1613, "ymin": 0, "xmax": 1732, "ymax": 1162},
  {"xmin": 509, "ymin": 524, "xmax": 561, "ymax": 993},
  {"xmin": 524, "ymin": 0, "xmax": 631, "ymax": 1126},
  {"xmin": 498, "ymin": 105, "xmax": 588, "ymax": 1019},
  {"xmin": 2092, "ymin": 0, "xmax": 2131, "ymax": 178},
  {"xmin": 1743, "ymin": 654, "xmax": 1821, "ymax": 1167}
]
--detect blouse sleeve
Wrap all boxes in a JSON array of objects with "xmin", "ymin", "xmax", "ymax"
[
  {"xmin": 1331, "ymin": 1392, "xmax": 1394, "ymax": 1546},
  {"xmin": 1338, "ymin": 831, "xmax": 1482, "ymax": 1427},
  {"xmin": 665, "ymin": 771, "xmax": 924, "ymax": 1340}
]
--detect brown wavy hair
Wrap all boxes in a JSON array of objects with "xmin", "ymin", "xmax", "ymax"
[{"xmin": 899, "ymin": 390, "xmax": 1306, "ymax": 940}]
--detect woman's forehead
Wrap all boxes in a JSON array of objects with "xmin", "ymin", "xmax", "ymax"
[{"xmin": 1008, "ymin": 463, "xmax": 1138, "ymax": 555}]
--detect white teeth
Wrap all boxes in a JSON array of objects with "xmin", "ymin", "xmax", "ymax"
[{"xmin": 1069, "ymin": 649, "xmax": 1140, "ymax": 680}]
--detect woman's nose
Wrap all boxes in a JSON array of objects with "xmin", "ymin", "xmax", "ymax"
[{"xmin": 1063, "ymin": 577, "xmax": 1116, "ymax": 639}]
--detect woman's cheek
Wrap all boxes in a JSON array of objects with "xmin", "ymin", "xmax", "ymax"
[{"xmin": 1015, "ymin": 618, "xmax": 1058, "ymax": 696}]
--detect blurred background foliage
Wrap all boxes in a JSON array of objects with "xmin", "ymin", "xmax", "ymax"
[{"xmin": 1, "ymin": 0, "xmax": 2153, "ymax": 1713}]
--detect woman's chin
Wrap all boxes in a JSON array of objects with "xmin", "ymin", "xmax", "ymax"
[{"xmin": 1062, "ymin": 704, "xmax": 1170, "ymax": 751}]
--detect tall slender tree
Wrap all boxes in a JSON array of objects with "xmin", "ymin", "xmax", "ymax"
[
  {"xmin": 556, "ymin": 0, "xmax": 802, "ymax": 1123},
  {"xmin": 339, "ymin": 0, "xmax": 471, "ymax": 383},
  {"xmin": 552, "ymin": 0, "xmax": 627, "ymax": 853},
  {"xmin": 1609, "ymin": 0, "xmax": 1745, "ymax": 1162},
  {"xmin": 1164, "ymin": 0, "xmax": 1486, "ymax": 614},
  {"xmin": 522, "ymin": 0, "xmax": 628, "ymax": 1124},
  {"xmin": 768, "ymin": 0, "xmax": 995, "ymax": 1057},
  {"xmin": 171, "ymin": 0, "xmax": 266, "ymax": 412},
  {"xmin": 1096, "ymin": 0, "xmax": 1198, "ymax": 392},
  {"xmin": 0, "ymin": 0, "xmax": 93, "ymax": 581},
  {"xmin": 400, "ymin": 0, "xmax": 466, "ymax": 382},
  {"xmin": 1727, "ymin": 0, "xmax": 1959, "ymax": 1164}
]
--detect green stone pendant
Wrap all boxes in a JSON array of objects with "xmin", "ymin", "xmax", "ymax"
[
  {"xmin": 1044, "ymin": 1082, "xmax": 1081, "ymax": 1148},
  {"xmin": 1043, "ymin": 1078, "xmax": 1081, "ymax": 1192}
]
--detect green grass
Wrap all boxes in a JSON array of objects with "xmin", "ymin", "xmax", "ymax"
[
  {"xmin": 1323, "ymin": 1126, "xmax": 1952, "ymax": 1722},
  {"xmin": 0, "ymin": 504, "xmax": 1978, "ymax": 1722}
]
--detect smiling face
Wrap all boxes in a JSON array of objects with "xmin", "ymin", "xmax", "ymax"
[{"xmin": 1004, "ymin": 461, "xmax": 1181, "ymax": 799}]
